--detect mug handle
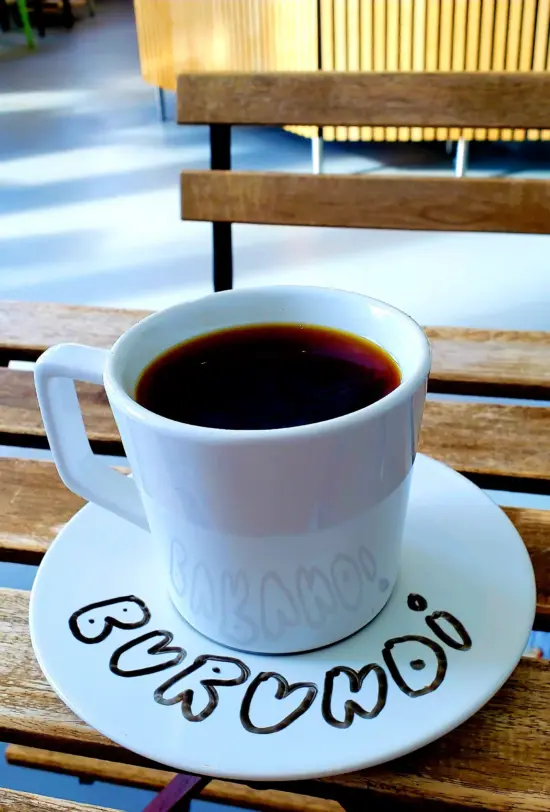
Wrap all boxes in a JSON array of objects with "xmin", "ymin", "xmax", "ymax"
[{"xmin": 34, "ymin": 343, "xmax": 149, "ymax": 531}]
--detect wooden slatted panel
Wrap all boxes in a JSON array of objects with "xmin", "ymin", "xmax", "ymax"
[
  {"xmin": 517, "ymin": 0, "xmax": 537, "ymax": 141},
  {"xmin": 176, "ymin": 72, "xmax": 550, "ymax": 128},
  {"xmin": 4, "ymin": 747, "xmax": 342, "ymax": 812},
  {"xmin": 2, "ymin": 304, "xmax": 550, "ymax": 392},
  {"xmin": 385, "ymin": 0, "xmax": 400, "ymax": 142},
  {"xmin": 359, "ymin": 0, "xmax": 374, "ymax": 141},
  {"xmin": 346, "ymin": 0, "xmax": 360, "ymax": 142},
  {"xmin": 423, "ymin": 0, "xmax": 439, "ymax": 141},
  {"xmin": 489, "ymin": 0, "xmax": 509, "ymax": 141},
  {"xmin": 0, "ymin": 787, "xmax": 118, "ymax": 812},
  {"xmin": 132, "ymin": 0, "xmax": 175, "ymax": 91},
  {"xmin": 0, "ymin": 458, "xmax": 547, "ymax": 625},
  {"xmin": 133, "ymin": 0, "xmax": 550, "ymax": 144},
  {"xmin": 435, "ymin": 0, "xmax": 453, "ymax": 141},
  {"xmin": 475, "ymin": 0, "xmax": 495, "ymax": 140},
  {"xmin": 0, "ymin": 589, "xmax": 547, "ymax": 812},
  {"xmin": 286, "ymin": 0, "xmax": 320, "ymax": 140},
  {"xmin": 319, "ymin": 0, "xmax": 335, "ymax": 142},
  {"xmin": 411, "ymin": 0, "xmax": 427, "ymax": 142},
  {"xmin": 3, "ymin": 304, "xmax": 550, "ymax": 397},
  {"xmin": 397, "ymin": 0, "xmax": 413, "ymax": 142},
  {"xmin": 333, "ymin": 0, "xmax": 348, "ymax": 143},
  {"xmin": 181, "ymin": 171, "xmax": 550, "ymax": 234},
  {"xmin": 449, "ymin": 0, "xmax": 468, "ymax": 142},
  {"xmin": 372, "ymin": 0, "xmax": 386, "ymax": 141},
  {"xmin": 531, "ymin": 0, "xmax": 550, "ymax": 140},
  {"xmin": 4, "ymin": 365, "xmax": 550, "ymax": 492},
  {"xmin": 463, "ymin": 0, "xmax": 481, "ymax": 141}
]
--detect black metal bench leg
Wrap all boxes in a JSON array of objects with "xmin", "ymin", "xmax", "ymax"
[
  {"xmin": 0, "ymin": 0, "xmax": 10, "ymax": 32},
  {"xmin": 209, "ymin": 124, "xmax": 233, "ymax": 291},
  {"xmin": 61, "ymin": 0, "xmax": 74, "ymax": 28},
  {"xmin": 34, "ymin": 0, "xmax": 45, "ymax": 37}
]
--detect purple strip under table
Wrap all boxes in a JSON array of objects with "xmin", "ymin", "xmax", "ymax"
[{"xmin": 143, "ymin": 773, "xmax": 209, "ymax": 811}]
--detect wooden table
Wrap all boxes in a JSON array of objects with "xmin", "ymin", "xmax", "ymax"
[{"xmin": 0, "ymin": 300, "xmax": 549, "ymax": 812}]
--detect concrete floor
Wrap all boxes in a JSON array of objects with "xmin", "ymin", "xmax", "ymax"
[{"xmin": 1, "ymin": 1, "xmax": 550, "ymax": 808}]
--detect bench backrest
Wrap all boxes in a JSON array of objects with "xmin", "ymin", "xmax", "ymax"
[{"xmin": 177, "ymin": 71, "xmax": 550, "ymax": 289}]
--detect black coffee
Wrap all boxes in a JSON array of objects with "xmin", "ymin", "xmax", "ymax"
[{"xmin": 135, "ymin": 323, "xmax": 401, "ymax": 430}]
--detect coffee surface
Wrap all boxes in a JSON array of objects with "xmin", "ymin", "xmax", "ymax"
[{"xmin": 135, "ymin": 323, "xmax": 401, "ymax": 430}]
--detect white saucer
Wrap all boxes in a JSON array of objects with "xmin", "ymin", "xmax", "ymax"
[{"xmin": 30, "ymin": 454, "xmax": 536, "ymax": 782}]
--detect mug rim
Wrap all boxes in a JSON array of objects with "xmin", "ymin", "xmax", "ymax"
[{"xmin": 104, "ymin": 285, "xmax": 431, "ymax": 444}]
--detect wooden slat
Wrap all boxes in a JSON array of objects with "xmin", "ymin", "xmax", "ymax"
[
  {"xmin": 385, "ymin": 0, "xmax": 399, "ymax": 142},
  {"xmin": 0, "ymin": 369, "xmax": 119, "ymax": 451},
  {"xmin": 436, "ymin": 0, "xmax": 453, "ymax": 141},
  {"xmin": 346, "ymin": 0, "xmax": 361, "ymax": 142},
  {"xmin": 463, "ymin": 0, "xmax": 481, "ymax": 141},
  {"xmin": 0, "ymin": 787, "xmax": 118, "ymax": 812},
  {"xmin": 509, "ymin": 507, "xmax": 550, "ymax": 626},
  {"xmin": 426, "ymin": 326, "xmax": 550, "ymax": 398},
  {"xmin": 449, "ymin": 0, "xmax": 468, "ymax": 141},
  {"xmin": 500, "ymin": 0, "xmax": 518, "ymax": 142},
  {"xmin": 176, "ymin": 72, "xmax": 550, "ymax": 128},
  {"xmin": 475, "ymin": 0, "xmax": 495, "ymax": 140},
  {"xmin": 532, "ymin": 0, "xmax": 550, "ymax": 140},
  {"xmin": 359, "ymin": 0, "xmax": 374, "ymax": 141},
  {"xmin": 1, "ymin": 366, "xmax": 550, "ymax": 484},
  {"xmin": 4, "ymin": 747, "xmax": 342, "ymax": 812},
  {"xmin": 372, "ymin": 0, "xmax": 386, "ymax": 142},
  {"xmin": 423, "ymin": 0, "xmax": 439, "ymax": 141},
  {"xmin": 0, "ymin": 459, "xmax": 84, "ymax": 565},
  {"xmin": 517, "ymin": 0, "xmax": 537, "ymax": 142},
  {"xmin": 319, "ymin": 0, "xmax": 335, "ymax": 142},
  {"xmin": 411, "ymin": 0, "xmax": 427, "ymax": 142},
  {"xmin": 1, "ymin": 457, "xmax": 548, "ymax": 624},
  {"xmin": 0, "ymin": 302, "xmax": 147, "ymax": 361},
  {"xmin": 397, "ymin": 0, "xmax": 412, "ymax": 141},
  {"xmin": 0, "ymin": 450, "xmax": 546, "ymax": 626},
  {"xmin": 181, "ymin": 170, "xmax": 550, "ymax": 235},
  {"xmin": 491, "ymin": 3, "xmax": 509, "ymax": 84},
  {"xmin": 333, "ymin": 0, "xmax": 348, "ymax": 143},
  {"xmin": 3, "ymin": 380, "xmax": 550, "ymax": 491},
  {"xmin": 3, "ymin": 303, "xmax": 550, "ymax": 398},
  {"xmin": 0, "ymin": 589, "xmax": 548, "ymax": 812},
  {"xmin": 419, "ymin": 399, "xmax": 550, "ymax": 493}
]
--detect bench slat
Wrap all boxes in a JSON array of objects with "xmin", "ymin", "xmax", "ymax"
[
  {"xmin": 0, "ymin": 787, "xmax": 118, "ymax": 812},
  {"xmin": 0, "ymin": 302, "xmax": 147, "ymax": 361},
  {"xmin": 0, "ymin": 589, "xmax": 548, "ymax": 812},
  {"xmin": 181, "ymin": 171, "xmax": 550, "ymax": 235},
  {"xmin": 0, "ymin": 460, "xmax": 547, "ymax": 625},
  {"xmin": 4, "ymin": 746, "xmax": 341, "ymax": 812},
  {"xmin": 1, "ymin": 369, "xmax": 550, "ymax": 488},
  {"xmin": 426, "ymin": 327, "xmax": 550, "ymax": 398},
  {"xmin": 0, "ymin": 459, "xmax": 84, "ymax": 564},
  {"xmin": 176, "ymin": 72, "xmax": 550, "ymax": 128},
  {"xmin": 2, "ymin": 302, "xmax": 550, "ymax": 398}
]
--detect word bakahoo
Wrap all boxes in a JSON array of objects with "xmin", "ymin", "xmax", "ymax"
[{"xmin": 69, "ymin": 593, "xmax": 472, "ymax": 734}]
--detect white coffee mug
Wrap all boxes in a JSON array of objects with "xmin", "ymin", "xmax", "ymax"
[{"xmin": 35, "ymin": 286, "xmax": 430, "ymax": 654}]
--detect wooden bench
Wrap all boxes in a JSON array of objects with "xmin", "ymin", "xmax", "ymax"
[
  {"xmin": 0, "ymin": 299, "xmax": 549, "ymax": 812},
  {"xmin": 1, "ymin": 70, "xmax": 550, "ymax": 811}
]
